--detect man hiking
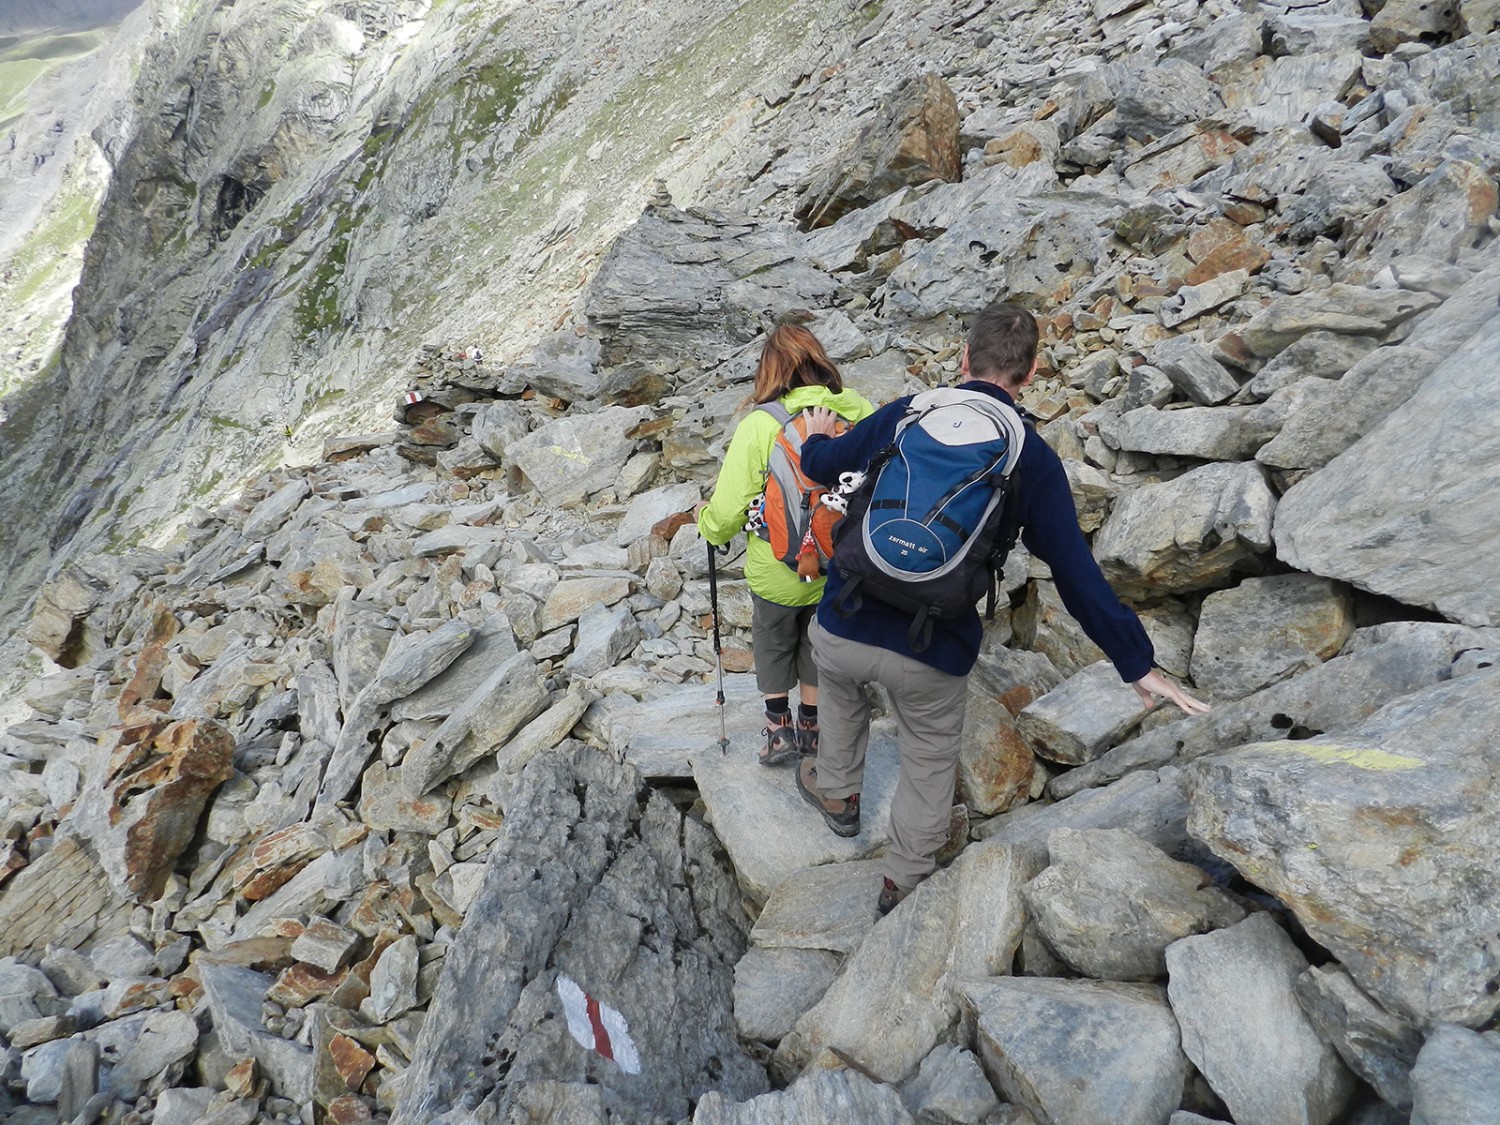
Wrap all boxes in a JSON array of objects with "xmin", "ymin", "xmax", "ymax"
[{"xmin": 796, "ymin": 299, "xmax": 1209, "ymax": 918}]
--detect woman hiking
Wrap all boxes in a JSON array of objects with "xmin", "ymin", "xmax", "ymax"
[{"xmin": 697, "ymin": 325, "xmax": 875, "ymax": 766}]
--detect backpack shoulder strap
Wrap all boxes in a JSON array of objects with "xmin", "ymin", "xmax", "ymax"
[{"xmin": 756, "ymin": 402, "xmax": 794, "ymax": 426}]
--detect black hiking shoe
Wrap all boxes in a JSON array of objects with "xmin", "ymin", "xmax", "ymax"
[
  {"xmin": 795, "ymin": 757, "xmax": 860, "ymax": 837},
  {"xmin": 760, "ymin": 714, "xmax": 799, "ymax": 767},
  {"xmin": 876, "ymin": 877, "xmax": 909, "ymax": 918},
  {"xmin": 796, "ymin": 715, "xmax": 819, "ymax": 757}
]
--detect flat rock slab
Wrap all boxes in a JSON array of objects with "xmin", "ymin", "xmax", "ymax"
[
  {"xmin": 773, "ymin": 845, "xmax": 1030, "ymax": 1085},
  {"xmin": 974, "ymin": 767, "xmax": 1192, "ymax": 867},
  {"xmin": 1022, "ymin": 827, "xmax": 1245, "ymax": 981},
  {"xmin": 1408, "ymin": 1024, "xmax": 1500, "ymax": 1125},
  {"xmin": 962, "ymin": 977, "xmax": 1189, "ymax": 1125},
  {"xmin": 750, "ymin": 859, "xmax": 885, "ymax": 956},
  {"xmin": 692, "ymin": 721, "xmax": 902, "ymax": 902},
  {"xmin": 604, "ymin": 673, "xmax": 764, "ymax": 778},
  {"xmin": 1189, "ymin": 668, "xmax": 1500, "ymax": 1029},
  {"xmin": 732, "ymin": 947, "xmax": 840, "ymax": 1042},
  {"xmin": 1190, "ymin": 573, "xmax": 1354, "ymax": 701},
  {"xmin": 1016, "ymin": 660, "xmax": 1150, "ymax": 766},
  {"xmin": 1166, "ymin": 913, "xmax": 1355, "ymax": 1125},
  {"xmin": 1274, "ymin": 300, "xmax": 1500, "ymax": 628},
  {"xmin": 693, "ymin": 1067, "xmax": 915, "ymax": 1123}
]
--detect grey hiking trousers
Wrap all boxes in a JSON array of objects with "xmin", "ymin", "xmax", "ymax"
[{"xmin": 809, "ymin": 618, "xmax": 968, "ymax": 893}]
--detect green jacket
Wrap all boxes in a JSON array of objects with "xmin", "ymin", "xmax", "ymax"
[{"xmin": 697, "ymin": 384, "xmax": 876, "ymax": 607}]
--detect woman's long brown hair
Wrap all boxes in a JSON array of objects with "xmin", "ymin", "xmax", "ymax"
[{"xmin": 749, "ymin": 324, "xmax": 844, "ymax": 405}]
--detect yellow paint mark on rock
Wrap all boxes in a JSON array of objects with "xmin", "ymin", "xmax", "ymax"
[
  {"xmin": 547, "ymin": 445, "xmax": 591, "ymax": 465},
  {"xmin": 1259, "ymin": 741, "xmax": 1423, "ymax": 771}
]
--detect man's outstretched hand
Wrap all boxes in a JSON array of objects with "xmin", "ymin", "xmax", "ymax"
[{"xmin": 1132, "ymin": 669, "xmax": 1211, "ymax": 715}]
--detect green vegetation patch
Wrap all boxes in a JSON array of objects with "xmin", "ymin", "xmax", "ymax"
[{"xmin": 0, "ymin": 176, "xmax": 104, "ymax": 309}]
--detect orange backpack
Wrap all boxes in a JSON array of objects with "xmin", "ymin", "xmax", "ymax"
[{"xmin": 752, "ymin": 403, "xmax": 850, "ymax": 581}]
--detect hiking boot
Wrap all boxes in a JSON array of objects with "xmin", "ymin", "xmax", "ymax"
[
  {"xmin": 876, "ymin": 877, "xmax": 909, "ymax": 918},
  {"xmin": 760, "ymin": 714, "xmax": 800, "ymax": 767},
  {"xmin": 795, "ymin": 757, "xmax": 860, "ymax": 837},
  {"xmin": 796, "ymin": 715, "xmax": 819, "ymax": 757}
]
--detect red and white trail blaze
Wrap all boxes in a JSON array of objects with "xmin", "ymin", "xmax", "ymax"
[{"xmin": 556, "ymin": 975, "xmax": 642, "ymax": 1075}]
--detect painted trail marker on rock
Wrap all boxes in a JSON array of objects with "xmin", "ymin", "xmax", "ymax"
[{"xmin": 557, "ymin": 975, "xmax": 641, "ymax": 1075}]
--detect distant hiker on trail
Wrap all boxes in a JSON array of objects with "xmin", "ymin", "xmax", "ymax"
[
  {"xmin": 794, "ymin": 299, "xmax": 1210, "ymax": 918},
  {"xmin": 697, "ymin": 325, "xmax": 876, "ymax": 766}
]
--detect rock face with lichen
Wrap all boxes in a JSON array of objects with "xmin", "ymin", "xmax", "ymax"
[{"xmin": 2, "ymin": 0, "xmax": 1500, "ymax": 1122}]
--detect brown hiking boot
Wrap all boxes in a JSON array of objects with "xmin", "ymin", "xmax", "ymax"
[
  {"xmin": 876, "ymin": 877, "xmax": 910, "ymax": 918},
  {"xmin": 795, "ymin": 757, "xmax": 860, "ymax": 837}
]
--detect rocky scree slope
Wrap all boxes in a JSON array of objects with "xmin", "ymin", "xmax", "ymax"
[
  {"xmin": 0, "ymin": 0, "xmax": 883, "ymax": 638},
  {"xmin": 4, "ymin": 0, "xmax": 1500, "ymax": 1122}
]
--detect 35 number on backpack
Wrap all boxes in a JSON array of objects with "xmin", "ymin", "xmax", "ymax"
[
  {"xmin": 752, "ymin": 403, "xmax": 851, "ymax": 581},
  {"xmin": 830, "ymin": 388, "xmax": 1028, "ymax": 651}
]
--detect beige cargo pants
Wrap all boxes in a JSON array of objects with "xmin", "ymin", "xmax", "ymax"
[{"xmin": 809, "ymin": 618, "xmax": 968, "ymax": 893}]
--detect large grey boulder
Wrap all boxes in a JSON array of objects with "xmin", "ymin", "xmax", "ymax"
[
  {"xmin": 773, "ymin": 845, "xmax": 1030, "ymax": 1084},
  {"xmin": 1148, "ymin": 336, "xmax": 1241, "ymax": 406},
  {"xmin": 1239, "ymin": 284, "xmax": 1439, "ymax": 358},
  {"xmin": 1054, "ymin": 621, "xmax": 1495, "ymax": 797},
  {"xmin": 1113, "ymin": 404, "xmax": 1271, "ymax": 461},
  {"xmin": 797, "ymin": 74, "xmax": 961, "ymax": 230},
  {"xmin": 1296, "ymin": 964, "xmax": 1422, "ymax": 1111},
  {"xmin": 962, "ymin": 977, "xmax": 1189, "ymax": 1125},
  {"xmin": 974, "ymin": 767, "xmax": 1193, "ymax": 865},
  {"xmin": 1114, "ymin": 59, "xmax": 1223, "ymax": 142},
  {"xmin": 1094, "ymin": 461, "xmax": 1276, "ymax": 598},
  {"xmin": 1189, "ymin": 574, "xmax": 1354, "ymax": 701},
  {"xmin": 1256, "ymin": 345, "xmax": 1443, "ymax": 471},
  {"xmin": 1244, "ymin": 331, "xmax": 1379, "ymax": 401},
  {"xmin": 1273, "ymin": 300, "xmax": 1500, "ymax": 628},
  {"xmin": 508, "ymin": 406, "xmax": 653, "ymax": 510},
  {"xmin": 694, "ymin": 1067, "xmax": 915, "ymax": 1123},
  {"xmin": 1015, "ymin": 661, "xmax": 1151, "ymax": 766},
  {"xmin": 1189, "ymin": 669, "xmax": 1500, "ymax": 1028},
  {"xmin": 1345, "ymin": 161, "xmax": 1497, "ymax": 282},
  {"xmin": 1022, "ymin": 828, "xmax": 1245, "ymax": 981},
  {"xmin": 392, "ymin": 744, "xmax": 766, "ymax": 1123},
  {"xmin": 1408, "ymin": 1024, "xmax": 1500, "ymax": 1125},
  {"xmin": 1166, "ymin": 913, "xmax": 1355, "ymax": 1125},
  {"xmin": 900, "ymin": 1044, "xmax": 1001, "ymax": 1125}
]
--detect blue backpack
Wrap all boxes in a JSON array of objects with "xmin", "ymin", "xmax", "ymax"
[{"xmin": 830, "ymin": 388, "xmax": 1028, "ymax": 652}]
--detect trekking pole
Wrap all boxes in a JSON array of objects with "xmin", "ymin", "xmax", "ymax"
[{"xmin": 706, "ymin": 541, "xmax": 729, "ymax": 755}]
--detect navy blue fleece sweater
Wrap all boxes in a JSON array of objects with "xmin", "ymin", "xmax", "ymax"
[{"xmin": 801, "ymin": 380, "xmax": 1154, "ymax": 680}]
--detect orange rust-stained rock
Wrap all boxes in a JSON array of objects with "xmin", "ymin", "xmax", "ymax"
[
  {"xmin": 957, "ymin": 722, "xmax": 1035, "ymax": 816},
  {"xmin": 650, "ymin": 510, "xmax": 697, "ymax": 542},
  {"xmin": 328, "ymin": 1034, "xmax": 377, "ymax": 1092},
  {"xmin": 269, "ymin": 962, "xmax": 350, "ymax": 1008},
  {"xmin": 224, "ymin": 1057, "xmax": 261, "ymax": 1100},
  {"xmin": 100, "ymin": 717, "xmax": 235, "ymax": 902},
  {"xmin": 1186, "ymin": 236, "xmax": 1271, "ymax": 286},
  {"xmin": 326, "ymin": 1093, "xmax": 375, "ymax": 1124},
  {"xmin": 797, "ymin": 74, "xmax": 961, "ymax": 229},
  {"xmin": 117, "ymin": 621, "xmax": 178, "ymax": 719},
  {"xmin": 233, "ymin": 822, "xmax": 329, "ymax": 902},
  {"xmin": 1221, "ymin": 199, "xmax": 1269, "ymax": 226},
  {"xmin": 721, "ymin": 646, "xmax": 755, "ymax": 674}
]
